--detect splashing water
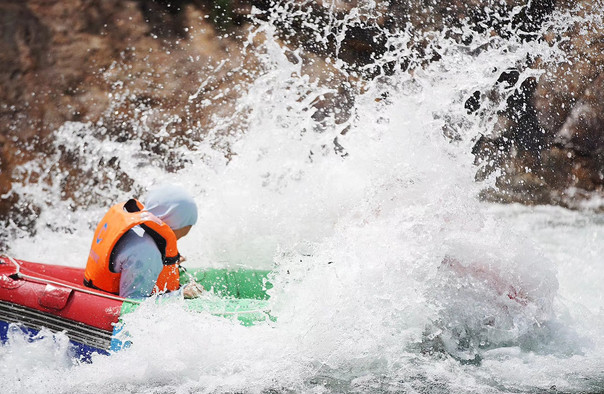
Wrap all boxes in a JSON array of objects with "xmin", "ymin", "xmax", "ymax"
[{"xmin": 2, "ymin": 3, "xmax": 604, "ymax": 393}]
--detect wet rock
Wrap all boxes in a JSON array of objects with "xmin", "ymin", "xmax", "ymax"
[
  {"xmin": 0, "ymin": 0, "xmax": 257, "ymax": 248},
  {"xmin": 534, "ymin": 0, "xmax": 604, "ymax": 137},
  {"xmin": 3, "ymin": 0, "xmax": 604, "ymax": 246},
  {"xmin": 556, "ymin": 73, "xmax": 604, "ymax": 155},
  {"xmin": 1, "ymin": 0, "xmax": 363, "ymax": 249},
  {"xmin": 473, "ymin": 0, "xmax": 604, "ymax": 207}
]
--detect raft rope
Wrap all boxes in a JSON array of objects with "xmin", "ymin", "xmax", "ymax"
[
  {"xmin": 0, "ymin": 254, "xmax": 141, "ymax": 305},
  {"xmin": 0, "ymin": 255, "xmax": 270, "ymax": 315}
]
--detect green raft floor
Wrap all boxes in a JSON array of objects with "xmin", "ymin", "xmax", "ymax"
[
  {"xmin": 121, "ymin": 267, "xmax": 274, "ymax": 326},
  {"xmin": 181, "ymin": 267, "xmax": 272, "ymax": 300}
]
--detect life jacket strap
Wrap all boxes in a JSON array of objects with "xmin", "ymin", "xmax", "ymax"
[
  {"xmin": 83, "ymin": 277, "xmax": 119, "ymax": 295},
  {"xmin": 139, "ymin": 223, "xmax": 181, "ymax": 265}
]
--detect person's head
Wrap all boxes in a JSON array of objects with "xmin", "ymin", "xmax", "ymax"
[{"xmin": 144, "ymin": 184, "xmax": 198, "ymax": 239}]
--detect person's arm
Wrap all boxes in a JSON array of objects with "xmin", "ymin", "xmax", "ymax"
[{"xmin": 113, "ymin": 231, "xmax": 164, "ymax": 299}]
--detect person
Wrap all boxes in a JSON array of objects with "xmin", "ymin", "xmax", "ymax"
[{"xmin": 84, "ymin": 184, "xmax": 204, "ymax": 299}]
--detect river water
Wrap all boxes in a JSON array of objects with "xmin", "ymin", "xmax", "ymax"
[{"xmin": 2, "ymin": 4, "xmax": 604, "ymax": 393}]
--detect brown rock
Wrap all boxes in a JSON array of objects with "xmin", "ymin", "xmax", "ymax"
[
  {"xmin": 474, "ymin": 0, "xmax": 604, "ymax": 206},
  {"xmin": 0, "ymin": 0, "xmax": 261, "ymax": 247},
  {"xmin": 533, "ymin": 2, "xmax": 604, "ymax": 138},
  {"xmin": 4, "ymin": 0, "xmax": 604, "ymax": 241},
  {"xmin": 556, "ymin": 73, "xmax": 604, "ymax": 154}
]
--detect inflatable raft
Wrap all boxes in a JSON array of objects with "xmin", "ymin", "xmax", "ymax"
[{"xmin": 0, "ymin": 255, "xmax": 272, "ymax": 360}]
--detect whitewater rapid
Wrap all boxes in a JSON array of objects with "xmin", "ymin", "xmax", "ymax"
[
  {"xmin": 4, "ymin": 205, "xmax": 604, "ymax": 393},
  {"xmin": 2, "ymin": 4, "xmax": 604, "ymax": 393}
]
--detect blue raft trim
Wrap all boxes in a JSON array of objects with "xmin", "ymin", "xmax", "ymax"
[{"xmin": 0, "ymin": 301, "xmax": 112, "ymax": 361}]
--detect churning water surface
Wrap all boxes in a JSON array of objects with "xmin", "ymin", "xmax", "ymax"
[{"xmin": 2, "ymin": 4, "xmax": 604, "ymax": 393}]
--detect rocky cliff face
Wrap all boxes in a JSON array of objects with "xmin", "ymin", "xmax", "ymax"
[
  {"xmin": 0, "ymin": 0, "xmax": 256, "ymax": 239},
  {"xmin": 1, "ymin": 0, "xmax": 604, "ymax": 245},
  {"xmin": 471, "ymin": 0, "xmax": 604, "ymax": 206}
]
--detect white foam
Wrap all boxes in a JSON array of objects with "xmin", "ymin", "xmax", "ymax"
[{"xmin": 3, "ymin": 5, "xmax": 602, "ymax": 393}]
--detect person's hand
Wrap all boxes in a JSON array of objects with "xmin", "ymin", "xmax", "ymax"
[
  {"xmin": 178, "ymin": 255, "xmax": 187, "ymax": 264},
  {"xmin": 183, "ymin": 282, "xmax": 204, "ymax": 299}
]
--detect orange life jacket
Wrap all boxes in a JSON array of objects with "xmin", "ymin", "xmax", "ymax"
[{"xmin": 84, "ymin": 199, "xmax": 181, "ymax": 295}]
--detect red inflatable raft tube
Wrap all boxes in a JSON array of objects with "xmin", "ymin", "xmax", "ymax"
[{"xmin": 0, "ymin": 255, "xmax": 126, "ymax": 359}]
